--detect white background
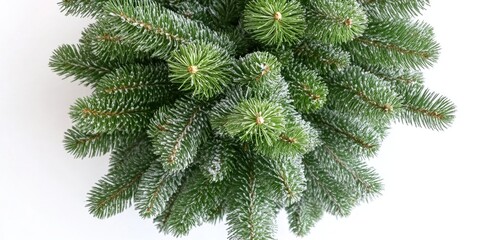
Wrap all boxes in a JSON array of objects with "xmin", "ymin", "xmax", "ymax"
[{"xmin": 1, "ymin": 1, "xmax": 479, "ymax": 239}]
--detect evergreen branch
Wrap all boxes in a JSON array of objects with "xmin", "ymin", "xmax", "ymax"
[
  {"xmin": 209, "ymin": 0, "xmax": 248, "ymax": 27},
  {"xmin": 80, "ymin": 20, "xmax": 151, "ymax": 63},
  {"xmin": 321, "ymin": 121, "xmax": 374, "ymax": 150},
  {"xmin": 49, "ymin": 44, "xmax": 120, "ymax": 86},
  {"xmin": 154, "ymin": 173, "xmax": 189, "ymax": 232},
  {"xmin": 255, "ymin": 111, "xmax": 319, "ymax": 159},
  {"xmin": 59, "ymin": 0, "xmax": 107, "ymax": 17},
  {"xmin": 302, "ymin": 152, "xmax": 356, "ymax": 216},
  {"xmin": 157, "ymin": 171, "xmax": 228, "ymax": 236},
  {"xmin": 282, "ymin": 64, "xmax": 328, "ymax": 113},
  {"xmin": 87, "ymin": 138, "xmax": 154, "ymax": 218},
  {"xmin": 169, "ymin": 117, "xmax": 196, "ymax": 163},
  {"xmin": 360, "ymin": 65, "xmax": 424, "ymax": 90},
  {"xmin": 397, "ymin": 85, "xmax": 456, "ymax": 130},
  {"xmin": 345, "ymin": 19, "xmax": 440, "ymax": 70},
  {"xmin": 134, "ymin": 163, "xmax": 184, "ymax": 218},
  {"xmin": 198, "ymin": 136, "xmax": 238, "ymax": 182},
  {"xmin": 258, "ymin": 156, "xmax": 307, "ymax": 206},
  {"xmin": 94, "ymin": 63, "xmax": 176, "ymax": 104},
  {"xmin": 70, "ymin": 96, "xmax": 155, "ymax": 134},
  {"xmin": 294, "ymin": 41, "xmax": 350, "ymax": 74},
  {"xmin": 325, "ymin": 66, "xmax": 403, "ymax": 120},
  {"xmin": 359, "ymin": 0, "xmax": 430, "ymax": 19},
  {"xmin": 356, "ymin": 38, "xmax": 428, "ymax": 58},
  {"xmin": 232, "ymin": 52, "xmax": 282, "ymax": 86},
  {"xmin": 286, "ymin": 188, "xmax": 324, "ymax": 237},
  {"xmin": 104, "ymin": 0, "xmax": 235, "ymax": 59},
  {"xmin": 149, "ymin": 98, "xmax": 210, "ymax": 172},
  {"xmin": 64, "ymin": 126, "xmax": 139, "ymax": 158},
  {"xmin": 313, "ymin": 144, "xmax": 383, "ymax": 201},
  {"xmin": 254, "ymin": 77, "xmax": 293, "ymax": 103},
  {"xmin": 306, "ymin": 109, "xmax": 382, "ymax": 157},
  {"xmin": 155, "ymin": 194, "xmax": 179, "ymax": 232},
  {"xmin": 172, "ymin": 0, "xmax": 217, "ymax": 27},
  {"xmin": 304, "ymin": 0, "xmax": 367, "ymax": 44},
  {"xmin": 226, "ymin": 154, "xmax": 276, "ymax": 240},
  {"xmin": 209, "ymin": 87, "xmax": 249, "ymax": 136},
  {"xmin": 323, "ymin": 146, "xmax": 373, "ymax": 193},
  {"xmin": 91, "ymin": 173, "xmax": 144, "ymax": 216}
]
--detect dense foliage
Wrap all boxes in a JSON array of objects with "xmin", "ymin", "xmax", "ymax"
[{"xmin": 51, "ymin": 0, "xmax": 455, "ymax": 239}]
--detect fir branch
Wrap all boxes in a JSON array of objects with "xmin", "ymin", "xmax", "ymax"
[
  {"xmin": 226, "ymin": 154, "xmax": 276, "ymax": 240},
  {"xmin": 302, "ymin": 152, "xmax": 356, "ymax": 216},
  {"xmin": 104, "ymin": 0, "xmax": 235, "ymax": 59},
  {"xmin": 304, "ymin": 0, "xmax": 367, "ymax": 44},
  {"xmin": 107, "ymin": 134, "xmax": 150, "ymax": 169},
  {"xmin": 94, "ymin": 63, "xmax": 176, "ymax": 104},
  {"xmin": 306, "ymin": 109, "xmax": 382, "ymax": 157},
  {"xmin": 134, "ymin": 163, "xmax": 184, "ymax": 218},
  {"xmin": 345, "ymin": 19, "xmax": 440, "ymax": 70},
  {"xmin": 325, "ymin": 66, "xmax": 403, "ymax": 120},
  {"xmin": 63, "ymin": 126, "xmax": 139, "ymax": 158},
  {"xmin": 49, "ymin": 44, "xmax": 120, "ymax": 87},
  {"xmin": 51, "ymin": 0, "xmax": 455, "ymax": 238},
  {"xmin": 361, "ymin": 65, "xmax": 424, "ymax": 91},
  {"xmin": 70, "ymin": 96, "xmax": 155, "ymax": 134},
  {"xmin": 322, "ymin": 121, "xmax": 375, "ymax": 150},
  {"xmin": 286, "ymin": 188, "xmax": 324, "ymax": 237},
  {"xmin": 149, "ymin": 98, "xmax": 210, "ymax": 172},
  {"xmin": 294, "ymin": 41, "xmax": 350, "ymax": 74},
  {"xmin": 312, "ymin": 144, "xmax": 383, "ymax": 201},
  {"xmin": 87, "ymin": 138, "xmax": 155, "ymax": 218},
  {"xmin": 258, "ymin": 156, "xmax": 307, "ymax": 206},
  {"xmin": 209, "ymin": 87, "xmax": 249, "ymax": 136},
  {"xmin": 90, "ymin": 173, "xmax": 143, "ymax": 218},
  {"xmin": 154, "ymin": 173, "xmax": 189, "ymax": 232},
  {"xmin": 232, "ymin": 52, "xmax": 282, "ymax": 86},
  {"xmin": 255, "ymin": 111, "xmax": 319, "ymax": 159},
  {"xmin": 359, "ymin": 0, "xmax": 430, "ymax": 19},
  {"xmin": 282, "ymin": 64, "xmax": 328, "ymax": 113},
  {"xmin": 209, "ymin": 84, "xmax": 291, "ymax": 141},
  {"xmin": 397, "ymin": 85, "xmax": 456, "ymax": 130},
  {"xmin": 80, "ymin": 20, "xmax": 151, "ymax": 63},
  {"xmin": 157, "ymin": 171, "xmax": 228, "ymax": 236},
  {"xmin": 198, "ymin": 136, "xmax": 238, "ymax": 182},
  {"xmin": 59, "ymin": 0, "xmax": 107, "ymax": 17}
]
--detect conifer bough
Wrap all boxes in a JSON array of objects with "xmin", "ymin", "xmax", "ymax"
[{"xmin": 51, "ymin": 0, "xmax": 455, "ymax": 238}]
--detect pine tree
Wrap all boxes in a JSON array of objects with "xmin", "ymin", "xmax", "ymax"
[{"xmin": 51, "ymin": 0, "xmax": 455, "ymax": 238}]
